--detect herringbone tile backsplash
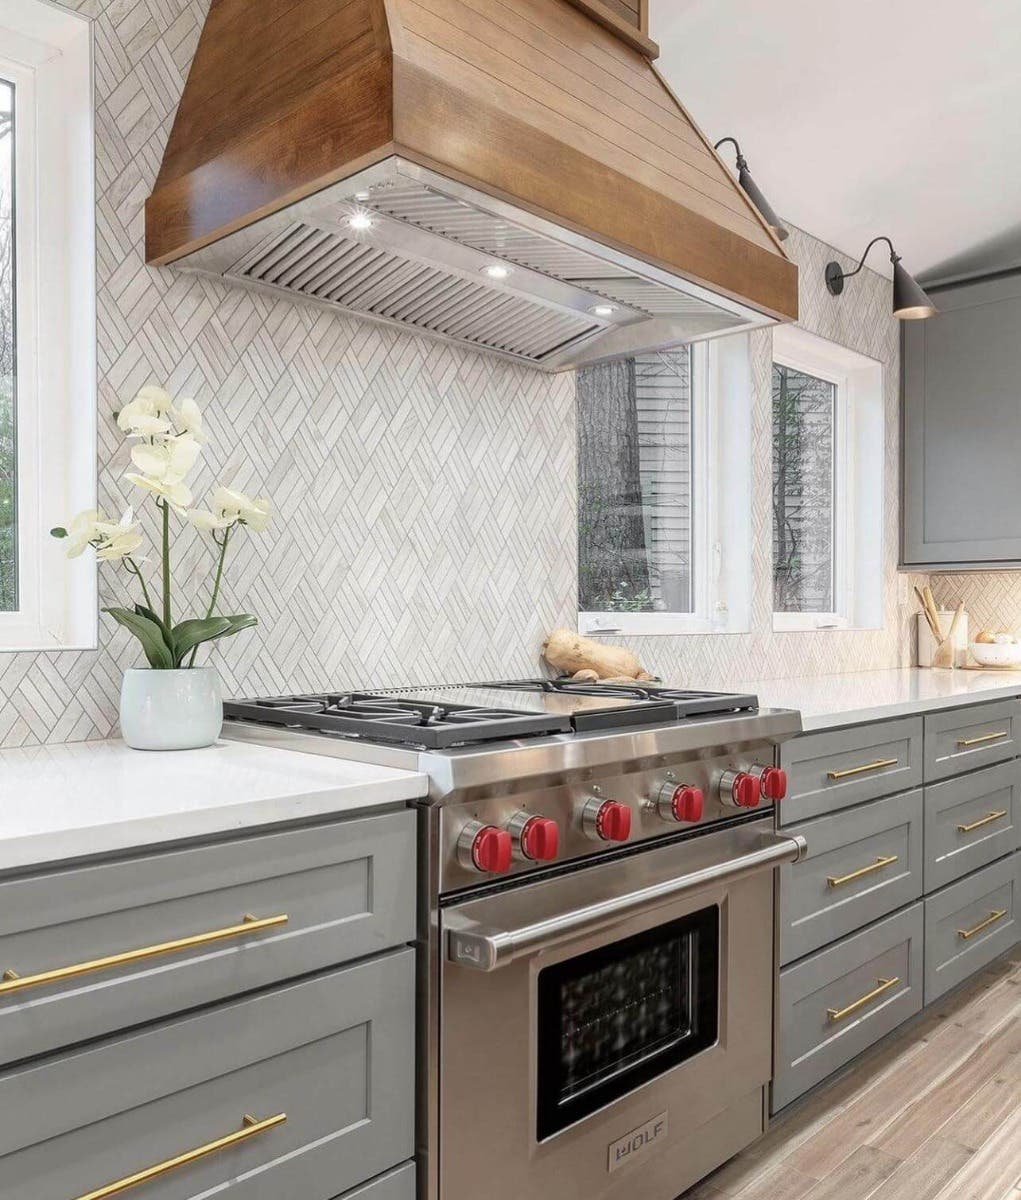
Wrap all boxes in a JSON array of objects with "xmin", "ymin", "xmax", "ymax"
[{"xmin": 0, "ymin": 0, "xmax": 961, "ymax": 746}]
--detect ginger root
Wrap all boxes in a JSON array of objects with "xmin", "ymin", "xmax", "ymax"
[{"xmin": 542, "ymin": 628, "xmax": 656, "ymax": 682}]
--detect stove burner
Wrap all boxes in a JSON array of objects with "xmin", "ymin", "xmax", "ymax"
[
  {"xmin": 483, "ymin": 679, "xmax": 759, "ymax": 718},
  {"xmin": 225, "ymin": 680, "xmax": 760, "ymax": 750},
  {"xmin": 223, "ymin": 692, "xmax": 572, "ymax": 749}
]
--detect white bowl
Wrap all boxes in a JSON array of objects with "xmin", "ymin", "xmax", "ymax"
[{"xmin": 969, "ymin": 641, "xmax": 1021, "ymax": 668}]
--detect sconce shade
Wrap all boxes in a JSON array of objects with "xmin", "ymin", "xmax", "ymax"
[
  {"xmin": 892, "ymin": 259, "xmax": 937, "ymax": 319},
  {"xmin": 736, "ymin": 162, "xmax": 789, "ymax": 242},
  {"xmin": 714, "ymin": 137, "xmax": 788, "ymax": 242}
]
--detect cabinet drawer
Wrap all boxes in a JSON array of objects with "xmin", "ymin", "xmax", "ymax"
[
  {"xmin": 923, "ymin": 700, "xmax": 1021, "ymax": 781},
  {"xmin": 0, "ymin": 950, "xmax": 414, "ymax": 1200},
  {"xmin": 780, "ymin": 718, "xmax": 923, "ymax": 824},
  {"xmin": 924, "ymin": 856, "xmax": 1020, "ymax": 1003},
  {"xmin": 773, "ymin": 904, "xmax": 923, "ymax": 1112},
  {"xmin": 337, "ymin": 1163, "xmax": 415, "ymax": 1200},
  {"xmin": 0, "ymin": 810, "xmax": 415, "ymax": 1066},
  {"xmin": 925, "ymin": 760, "xmax": 1020, "ymax": 891},
  {"xmin": 780, "ymin": 790, "xmax": 923, "ymax": 964}
]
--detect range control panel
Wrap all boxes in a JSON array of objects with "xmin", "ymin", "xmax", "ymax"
[{"xmin": 438, "ymin": 745, "xmax": 786, "ymax": 892}]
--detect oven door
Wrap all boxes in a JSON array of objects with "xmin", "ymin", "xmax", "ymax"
[{"xmin": 439, "ymin": 821, "xmax": 804, "ymax": 1200}]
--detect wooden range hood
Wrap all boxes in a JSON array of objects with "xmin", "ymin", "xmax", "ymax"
[{"xmin": 146, "ymin": 0, "xmax": 798, "ymax": 370}]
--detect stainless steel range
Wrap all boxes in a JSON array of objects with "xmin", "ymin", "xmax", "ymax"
[{"xmin": 224, "ymin": 679, "xmax": 806, "ymax": 1200}]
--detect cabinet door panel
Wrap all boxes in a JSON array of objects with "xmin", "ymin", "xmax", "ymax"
[{"xmin": 903, "ymin": 271, "xmax": 1021, "ymax": 567}]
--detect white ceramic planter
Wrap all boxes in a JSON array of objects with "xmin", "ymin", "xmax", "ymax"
[{"xmin": 119, "ymin": 667, "xmax": 223, "ymax": 751}]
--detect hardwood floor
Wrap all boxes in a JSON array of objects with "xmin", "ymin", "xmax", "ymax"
[{"xmin": 683, "ymin": 947, "xmax": 1021, "ymax": 1200}]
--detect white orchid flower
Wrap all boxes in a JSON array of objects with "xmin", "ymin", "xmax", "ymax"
[
  {"xmin": 186, "ymin": 507, "xmax": 232, "ymax": 532},
  {"xmin": 116, "ymin": 398, "xmax": 173, "ymax": 438},
  {"xmin": 211, "ymin": 485, "xmax": 272, "ymax": 532},
  {"xmin": 172, "ymin": 397, "xmax": 207, "ymax": 444},
  {"xmin": 116, "ymin": 385, "xmax": 177, "ymax": 436},
  {"xmin": 60, "ymin": 508, "xmax": 145, "ymax": 561},
  {"xmin": 134, "ymin": 385, "xmax": 175, "ymax": 413},
  {"xmin": 130, "ymin": 433, "xmax": 202, "ymax": 484},
  {"xmin": 125, "ymin": 472, "xmax": 193, "ymax": 511},
  {"xmin": 95, "ymin": 526, "xmax": 144, "ymax": 561},
  {"xmin": 64, "ymin": 509, "xmax": 102, "ymax": 558}
]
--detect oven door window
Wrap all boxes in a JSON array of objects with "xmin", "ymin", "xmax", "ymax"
[{"xmin": 536, "ymin": 906, "xmax": 719, "ymax": 1139}]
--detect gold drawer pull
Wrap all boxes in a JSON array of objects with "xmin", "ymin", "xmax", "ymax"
[
  {"xmin": 956, "ymin": 730, "xmax": 1009, "ymax": 747},
  {"xmin": 827, "ymin": 855, "xmax": 899, "ymax": 888},
  {"xmin": 74, "ymin": 1112, "xmax": 286, "ymax": 1200},
  {"xmin": 957, "ymin": 909, "xmax": 1008, "ymax": 940},
  {"xmin": 826, "ymin": 757, "xmax": 898, "ymax": 780},
  {"xmin": 957, "ymin": 810, "xmax": 1008, "ymax": 834},
  {"xmin": 827, "ymin": 976, "xmax": 900, "ymax": 1022},
  {"xmin": 0, "ymin": 913, "xmax": 288, "ymax": 997}
]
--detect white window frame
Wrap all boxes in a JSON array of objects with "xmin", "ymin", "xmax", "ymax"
[
  {"xmin": 0, "ymin": 1, "xmax": 95, "ymax": 650},
  {"xmin": 579, "ymin": 333, "xmax": 752, "ymax": 636},
  {"xmin": 771, "ymin": 325, "xmax": 883, "ymax": 633}
]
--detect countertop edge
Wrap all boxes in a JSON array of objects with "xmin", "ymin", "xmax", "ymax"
[
  {"xmin": 734, "ymin": 670, "xmax": 1021, "ymax": 734},
  {"xmin": 0, "ymin": 739, "xmax": 429, "ymax": 875}
]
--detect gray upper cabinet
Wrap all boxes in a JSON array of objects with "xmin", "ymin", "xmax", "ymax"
[{"xmin": 902, "ymin": 270, "xmax": 1021, "ymax": 568}]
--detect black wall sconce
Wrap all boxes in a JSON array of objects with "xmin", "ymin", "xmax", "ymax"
[
  {"xmin": 825, "ymin": 236, "xmax": 937, "ymax": 320},
  {"xmin": 713, "ymin": 137, "xmax": 788, "ymax": 241}
]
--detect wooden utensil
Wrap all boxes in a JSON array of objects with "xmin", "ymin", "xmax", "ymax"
[{"xmin": 914, "ymin": 586, "xmax": 942, "ymax": 640}]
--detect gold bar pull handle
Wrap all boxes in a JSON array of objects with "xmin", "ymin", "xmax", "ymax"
[
  {"xmin": 827, "ymin": 855, "xmax": 899, "ymax": 889},
  {"xmin": 0, "ymin": 913, "xmax": 288, "ymax": 998},
  {"xmin": 957, "ymin": 810, "xmax": 1008, "ymax": 834},
  {"xmin": 956, "ymin": 730, "xmax": 1008, "ymax": 748},
  {"xmin": 826, "ymin": 758, "xmax": 898, "ymax": 781},
  {"xmin": 827, "ymin": 976, "xmax": 900, "ymax": 1023},
  {"xmin": 74, "ymin": 1112, "xmax": 287, "ymax": 1200},
  {"xmin": 957, "ymin": 909, "xmax": 1008, "ymax": 940}
]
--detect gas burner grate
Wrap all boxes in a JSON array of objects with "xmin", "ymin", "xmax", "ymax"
[
  {"xmin": 482, "ymin": 679, "xmax": 759, "ymax": 718},
  {"xmin": 223, "ymin": 692, "xmax": 571, "ymax": 749}
]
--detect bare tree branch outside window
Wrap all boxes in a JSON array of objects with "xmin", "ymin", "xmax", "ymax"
[
  {"xmin": 0, "ymin": 83, "xmax": 15, "ymax": 612},
  {"xmin": 772, "ymin": 363, "xmax": 836, "ymax": 613}
]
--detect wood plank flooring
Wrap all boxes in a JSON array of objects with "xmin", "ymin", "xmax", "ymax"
[{"xmin": 682, "ymin": 947, "xmax": 1021, "ymax": 1200}]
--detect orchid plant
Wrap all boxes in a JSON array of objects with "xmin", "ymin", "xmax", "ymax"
[{"xmin": 51, "ymin": 385, "xmax": 271, "ymax": 670}]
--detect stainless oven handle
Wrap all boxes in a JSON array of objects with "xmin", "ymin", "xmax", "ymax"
[{"xmin": 447, "ymin": 831, "xmax": 807, "ymax": 971}]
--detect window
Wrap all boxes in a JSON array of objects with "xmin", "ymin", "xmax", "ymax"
[
  {"xmin": 772, "ymin": 362, "xmax": 838, "ymax": 615},
  {"xmin": 0, "ymin": 3, "xmax": 95, "ymax": 648},
  {"xmin": 771, "ymin": 325, "xmax": 883, "ymax": 631},
  {"xmin": 577, "ymin": 335, "xmax": 751, "ymax": 635}
]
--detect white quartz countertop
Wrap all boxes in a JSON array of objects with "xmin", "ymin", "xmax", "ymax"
[
  {"xmin": 731, "ymin": 668, "xmax": 1021, "ymax": 732},
  {"xmin": 0, "ymin": 739, "xmax": 428, "ymax": 872}
]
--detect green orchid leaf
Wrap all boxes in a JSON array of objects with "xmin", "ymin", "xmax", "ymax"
[
  {"xmin": 103, "ymin": 607, "xmax": 175, "ymax": 670},
  {"xmin": 220, "ymin": 613, "xmax": 258, "ymax": 637},
  {"xmin": 170, "ymin": 617, "xmax": 233, "ymax": 667},
  {"xmin": 134, "ymin": 604, "xmax": 175, "ymax": 655},
  {"xmin": 50, "ymin": 527, "xmax": 68, "ymax": 539}
]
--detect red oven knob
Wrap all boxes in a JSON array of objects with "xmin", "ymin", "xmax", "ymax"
[
  {"xmin": 457, "ymin": 822, "xmax": 513, "ymax": 874},
  {"xmin": 757, "ymin": 766, "xmax": 788, "ymax": 801},
  {"xmin": 719, "ymin": 770, "xmax": 761, "ymax": 809},
  {"xmin": 656, "ymin": 782, "xmax": 704, "ymax": 823},
  {"xmin": 517, "ymin": 816, "xmax": 560, "ymax": 862},
  {"xmin": 582, "ymin": 798, "xmax": 632, "ymax": 842}
]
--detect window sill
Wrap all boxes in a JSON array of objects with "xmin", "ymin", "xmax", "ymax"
[
  {"xmin": 772, "ymin": 616, "xmax": 881, "ymax": 633},
  {"xmin": 579, "ymin": 615, "xmax": 750, "ymax": 637}
]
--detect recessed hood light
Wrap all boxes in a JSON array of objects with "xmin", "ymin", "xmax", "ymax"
[
  {"xmin": 482, "ymin": 263, "xmax": 512, "ymax": 280},
  {"xmin": 590, "ymin": 304, "xmax": 617, "ymax": 317},
  {"xmin": 347, "ymin": 213, "xmax": 374, "ymax": 231}
]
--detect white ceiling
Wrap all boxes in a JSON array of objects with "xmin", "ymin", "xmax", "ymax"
[{"xmin": 651, "ymin": 0, "xmax": 1021, "ymax": 283}]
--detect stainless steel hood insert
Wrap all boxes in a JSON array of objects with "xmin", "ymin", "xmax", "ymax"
[{"xmin": 182, "ymin": 159, "xmax": 766, "ymax": 371}]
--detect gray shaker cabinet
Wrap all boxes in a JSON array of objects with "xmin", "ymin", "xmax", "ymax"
[
  {"xmin": 902, "ymin": 269, "xmax": 1021, "ymax": 568},
  {"xmin": 0, "ymin": 807, "xmax": 419, "ymax": 1200}
]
